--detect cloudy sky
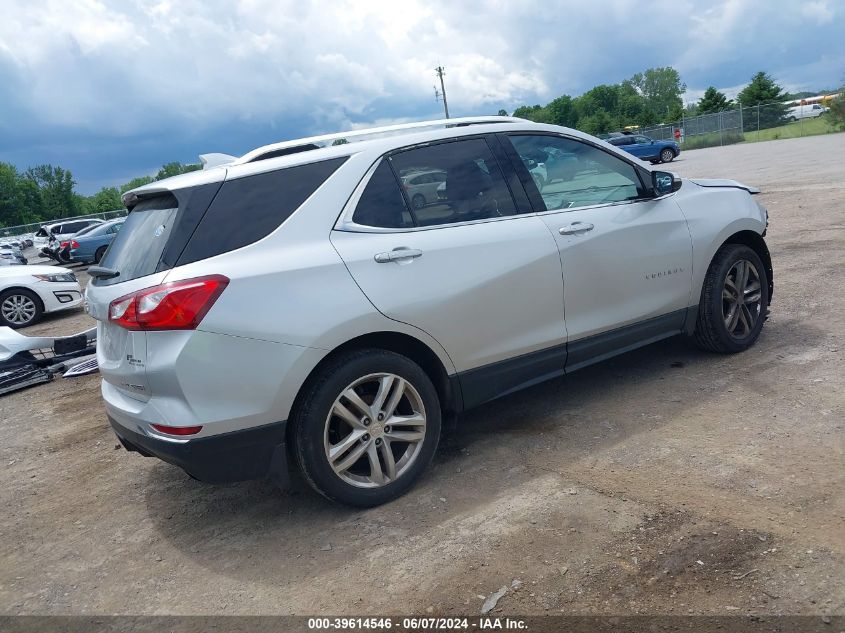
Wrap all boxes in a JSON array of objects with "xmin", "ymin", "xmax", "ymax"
[{"xmin": 1, "ymin": 0, "xmax": 842, "ymax": 193}]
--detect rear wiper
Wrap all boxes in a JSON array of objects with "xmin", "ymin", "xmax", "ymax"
[{"xmin": 87, "ymin": 266, "xmax": 120, "ymax": 280}]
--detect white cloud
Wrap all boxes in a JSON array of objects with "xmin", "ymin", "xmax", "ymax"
[
  {"xmin": 0, "ymin": 0, "xmax": 842, "ymax": 139},
  {"xmin": 802, "ymin": 1, "xmax": 835, "ymax": 25}
]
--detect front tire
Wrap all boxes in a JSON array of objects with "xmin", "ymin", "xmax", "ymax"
[
  {"xmin": 660, "ymin": 148, "xmax": 675, "ymax": 163},
  {"xmin": 291, "ymin": 349, "xmax": 441, "ymax": 506},
  {"xmin": 0, "ymin": 288, "xmax": 43, "ymax": 329},
  {"xmin": 694, "ymin": 244, "xmax": 768, "ymax": 353},
  {"xmin": 411, "ymin": 194, "xmax": 426, "ymax": 210}
]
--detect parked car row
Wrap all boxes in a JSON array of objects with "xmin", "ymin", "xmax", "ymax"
[
  {"xmin": 1, "ymin": 243, "xmax": 27, "ymax": 266},
  {"xmin": 39, "ymin": 219, "xmax": 124, "ymax": 265},
  {"xmin": 33, "ymin": 218, "xmax": 105, "ymax": 248}
]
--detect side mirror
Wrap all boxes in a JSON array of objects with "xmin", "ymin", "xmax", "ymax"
[{"xmin": 653, "ymin": 171, "xmax": 682, "ymax": 196}]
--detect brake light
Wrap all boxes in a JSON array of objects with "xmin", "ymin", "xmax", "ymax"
[
  {"xmin": 70, "ymin": 240, "xmax": 80, "ymax": 249},
  {"xmin": 60, "ymin": 241, "xmax": 69, "ymax": 248},
  {"xmin": 151, "ymin": 424, "xmax": 202, "ymax": 436},
  {"xmin": 108, "ymin": 275, "xmax": 229, "ymax": 331}
]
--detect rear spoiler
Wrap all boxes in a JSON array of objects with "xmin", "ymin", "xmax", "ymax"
[{"xmin": 199, "ymin": 153, "xmax": 237, "ymax": 170}]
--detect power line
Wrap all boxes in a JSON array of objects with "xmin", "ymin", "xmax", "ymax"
[{"xmin": 434, "ymin": 66, "xmax": 449, "ymax": 119}]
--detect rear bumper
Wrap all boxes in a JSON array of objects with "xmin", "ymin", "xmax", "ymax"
[{"xmin": 109, "ymin": 416, "xmax": 289, "ymax": 486}]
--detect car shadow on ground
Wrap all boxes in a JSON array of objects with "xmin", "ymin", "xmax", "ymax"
[{"xmin": 140, "ymin": 316, "xmax": 825, "ymax": 586}]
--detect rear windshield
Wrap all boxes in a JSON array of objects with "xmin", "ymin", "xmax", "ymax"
[{"xmin": 95, "ymin": 195, "xmax": 178, "ymax": 286}]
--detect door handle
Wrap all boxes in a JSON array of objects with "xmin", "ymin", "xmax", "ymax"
[
  {"xmin": 374, "ymin": 248, "xmax": 423, "ymax": 263},
  {"xmin": 559, "ymin": 222, "xmax": 594, "ymax": 235}
]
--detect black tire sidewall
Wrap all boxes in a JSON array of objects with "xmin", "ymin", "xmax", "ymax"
[
  {"xmin": 94, "ymin": 246, "xmax": 107, "ymax": 263},
  {"xmin": 0, "ymin": 288, "xmax": 43, "ymax": 328},
  {"xmin": 702, "ymin": 245, "xmax": 769, "ymax": 352},
  {"xmin": 292, "ymin": 350, "xmax": 441, "ymax": 507},
  {"xmin": 412, "ymin": 194, "xmax": 426, "ymax": 209},
  {"xmin": 661, "ymin": 149, "xmax": 674, "ymax": 162}
]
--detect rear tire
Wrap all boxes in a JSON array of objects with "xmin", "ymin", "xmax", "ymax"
[
  {"xmin": 660, "ymin": 148, "xmax": 675, "ymax": 163},
  {"xmin": 94, "ymin": 245, "xmax": 107, "ymax": 264},
  {"xmin": 694, "ymin": 244, "xmax": 768, "ymax": 354},
  {"xmin": 290, "ymin": 349, "xmax": 441, "ymax": 506},
  {"xmin": 0, "ymin": 288, "xmax": 43, "ymax": 329}
]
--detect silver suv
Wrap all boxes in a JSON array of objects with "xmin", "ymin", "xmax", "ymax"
[{"xmin": 85, "ymin": 117, "xmax": 772, "ymax": 506}]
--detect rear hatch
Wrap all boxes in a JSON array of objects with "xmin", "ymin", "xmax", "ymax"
[
  {"xmin": 85, "ymin": 197, "xmax": 181, "ymax": 400},
  {"xmin": 84, "ymin": 183, "xmax": 221, "ymax": 400}
]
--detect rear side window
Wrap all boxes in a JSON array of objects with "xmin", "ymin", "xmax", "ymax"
[
  {"xmin": 97, "ymin": 195, "xmax": 179, "ymax": 286},
  {"xmin": 176, "ymin": 157, "xmax": 347, "ymax": 265},
  {"xmin": 352, "ymin": 138, "xmax": 517, "ymax": 229}
]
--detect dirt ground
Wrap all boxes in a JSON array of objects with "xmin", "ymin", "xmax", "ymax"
[{"xmin": 0, "ymin": 134, "xmax": 843, "ymax": 617}]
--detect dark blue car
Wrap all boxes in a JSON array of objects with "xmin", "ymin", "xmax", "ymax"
[
  {"xmin": 68, "ymin": 219, "xmax": 125, "ymax": 263},
  {"xmin": 608, "ymin": 134, "xmax": 680, "ymax": 164}
]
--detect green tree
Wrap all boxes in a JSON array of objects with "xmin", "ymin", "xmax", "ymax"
[
  {"xmin": 827, "ymin": 86, "xmax": 845, "ymax": 130},
  {"xmin": 512, "ymin": 104, "xmax": 551, "ymax": 123},
  {"xmin": 577, "ymin": 110, "xmax": 615, "ymax": 136},
  {"xmin": 628, "ymin": 67, "xmax": 686, "ymax": 122},
  {"xmin": 497, "ymin": 109, "xmax": 508, "ymax": 116},
  {"xmin": 1, "ymin": 163, "xmax": 43, "ymax": 227},
  {"xmin": 88, "ymin": 187, "xmax": 122, "ymax": 213},
  {"xmin": 737, "ymin": 71, "xmax": 789, "ymax": 129},
  {"xmin": 155, "ymin": 162, "xmax": 201, "ymax": 181},
  {"xmin": 331, "ymin": 138, "xmax": 349, "ymax": 145},
  {"xmin": 545, "ymin": 95, "xmax": 577, "ymax": 127},
  {"xmin": 697, "ymin": 87, "xmax": 734, "ymax": 114},
  {"xmin": 575, "ymin": 84, "xmax": 621, "ymax": 118},
  {"xmin": 24, "ymin": 165, "xmax": 78, "ymax": 219},
  {"xmin": 119, "ymin": 176, "xmax": 154, "ymax": 194}
]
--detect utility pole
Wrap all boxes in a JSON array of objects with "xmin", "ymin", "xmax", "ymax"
[{"xmin": 434, "ymin": 66, "xmax": 450, "ymax": 119}]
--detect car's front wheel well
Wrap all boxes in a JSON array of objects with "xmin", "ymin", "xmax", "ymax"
[
  {"xmin": 0, "ymin": 286, "xmax": 45, "ymax": 312},
  {"xmin": 290, "ymin": 332, "xmax": 459, "ymax": 439},
  {"xmin": 721, "ymin": 230, "xmax": 773, "ymax": 302}
]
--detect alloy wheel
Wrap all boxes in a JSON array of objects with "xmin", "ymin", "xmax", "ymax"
[
  {"xmin": 324, "ymin": 373, "xmax": 427, "ymax": 488},
  {"xmin": 661, "ymin": 149, "xmax": 674, "ymax": 162},
  {"xmin": 722, "ymin": 259, "xmax": 762, "ymax": 339},
  {"xmin": 1, "ymin": 294, "xmax": 37, "ymax": 325}
]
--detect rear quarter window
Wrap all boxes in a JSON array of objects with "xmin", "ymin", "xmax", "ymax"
[{"xmin": 176, "ymin": 157, "xmax": 347, "ymax": 265}]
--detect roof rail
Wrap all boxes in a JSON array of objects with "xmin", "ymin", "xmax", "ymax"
[{"xmin": 235, "ymin": 116, "xmax": 523, "ymax": 164}]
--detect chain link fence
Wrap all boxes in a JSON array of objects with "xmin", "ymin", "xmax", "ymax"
[
  {"xmin": 639, "ymin": 100, "xmax": 837, "ymax": 150},
  {"xmin": 0, "ymin": 209, "xmax": 127, "ymax": 240}
]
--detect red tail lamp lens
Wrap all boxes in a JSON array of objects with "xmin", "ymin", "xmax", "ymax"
[{"xmin": 108, "ymin": 275, "xmax": 229, "ymax": 331}]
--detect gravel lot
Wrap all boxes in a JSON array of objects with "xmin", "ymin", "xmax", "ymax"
[{"xmin": 1, "ymin": 134, "xmax": 843, "ymax": 616}]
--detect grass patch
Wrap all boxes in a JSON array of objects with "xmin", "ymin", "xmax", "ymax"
[
  {"xmin": 742, "ymin": 115, "xmax": 841, "ymax": 142},
  {"xmin": 681, "ymin": 131, "xmax": 745, "ymax": 150}
]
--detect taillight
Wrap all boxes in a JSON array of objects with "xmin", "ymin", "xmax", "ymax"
[
  {"xmin": 151, "ymin": 424, "xmax": 202, "ymax": 436},
  {"xmin": 70, "ymin": 240, "xmax": 80, "ymax": 249},
  {"xmin": 108, "ymin": 275, "xmax": 229, "ymax": 331},
  {"xmin": 60, "ymin": 241, "xmax": 69, "ymax": 248}
]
